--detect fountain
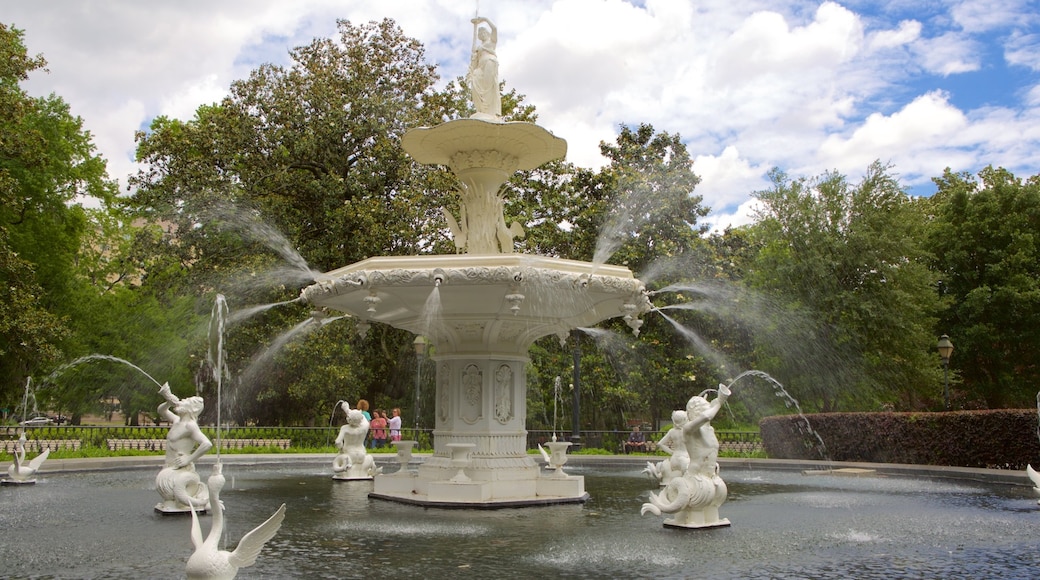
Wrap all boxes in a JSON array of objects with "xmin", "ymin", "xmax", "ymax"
[
  {"xmin": 2, "ymin": 432, "xmax": 49, "ymax": 485},
  {"xmin": 2, "ymin": 457, "xmax": 1039, "ymax": 578},
  {"xmin": 641, "ymin": 384, "xmax": 732, "ymax": 529},
  {"xmin": 300, "ymin": 16, "xmax": 650, "ymax": 507},
  {"xmin": 2, "ymin": 379, "xmax": 50, "ymax": 485},
  {"xmin": 153, "ymin": 382, "xmax": 213, "ymax": 514},
  {"xmin": 331, "ymin": 401, "xmax": 382, "ymax": 481}
]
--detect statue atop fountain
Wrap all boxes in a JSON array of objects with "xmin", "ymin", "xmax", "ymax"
[
  {"xmin": 3, "ymin": 432, "xmax": 50, "ymax": 485},
  {"xmin": 644, "ymin": 409, "xmax": 689, "ymax": 487},
  {"xmin": 641, "ymin": 384, "xmax": 731, "ymax": 528},
  {"xmin": 467, "ymin": 16, "xmax": 501, "ymax": 120},
  {"xmin": 155, "ymin": 382, "xmax": 213, "ymax": 514},
  {"xmin": 332, "ymin": 401, "xmax": 381, "ymax": 480},
  {"xmin": 301, "ymin": 15, "xmax": 649, "ymax": 507}
]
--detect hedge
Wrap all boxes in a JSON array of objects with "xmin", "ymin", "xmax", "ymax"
[{"xmin": 760, "ymin": 409, "xmax": 1040, "ymax": 469}]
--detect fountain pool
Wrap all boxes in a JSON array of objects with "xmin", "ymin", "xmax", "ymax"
[{"xmin": 1, "ymin": 457, "xmax": 1037, "ymax": 579}]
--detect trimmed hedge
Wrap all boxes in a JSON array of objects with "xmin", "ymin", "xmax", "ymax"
[{"xmin": 760, "ymin": 409, "xmax": 1040, "ymax": 469}]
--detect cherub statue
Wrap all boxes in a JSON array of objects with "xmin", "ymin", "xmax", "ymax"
[
  {"xmin": 641, "ymin": 384, "xmax": 731, "ymax": 528},
  {"xmin": 643, "ymin": 410, "xmax": 689, "ymax": 487},
  {"xmin": 332, "ymin": 401, "xmax": 382, "ymax": 480}
]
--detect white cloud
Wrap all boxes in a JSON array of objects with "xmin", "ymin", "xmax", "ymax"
[
  {"xmin": 5, "ymin": 0, "xmax": 1040, "ymax": 232},
  {"xmin": 912, "ymin": 32, "xmax": 981, "ymax": 75},
  {"xmin": 867, "ymin": 19, "xmax": 921, "ymax": 52},
  {"xmin": 949, "ymin": 0, "xmax": 1035, "ymax": 34},
  {"xmin": 1005, "ymin": 32, "xmax": 1040, "ymax": 71}
]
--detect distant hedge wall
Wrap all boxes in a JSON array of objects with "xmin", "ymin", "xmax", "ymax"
[{"xmin": 759, "ymin": 410, "xmax": 1040, "ymax": 469}]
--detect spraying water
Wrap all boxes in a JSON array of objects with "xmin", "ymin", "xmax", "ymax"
[
  {"xmin": 728, "ymin": 369, "xmax": 829, "ymax": 460},
  {"xmin": 43, "ymin": 354, "xmax": 163, "ymax": 388},
  {"xmin": 652, "ymin": 308, "xmax": 736, "ymax": 376},
  {"xmin": 208, "ymin": 295, "xmax": 230, "ymax": 461}
]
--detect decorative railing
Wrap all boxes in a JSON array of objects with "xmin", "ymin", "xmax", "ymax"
[{"xmin": 2, "ymin": 426, "xmax": 762, "ymax": 455}]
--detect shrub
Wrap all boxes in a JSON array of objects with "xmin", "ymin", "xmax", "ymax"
[{"xmin": 760, "ymin": 410, "xmax": 1040, "ymax": 469}]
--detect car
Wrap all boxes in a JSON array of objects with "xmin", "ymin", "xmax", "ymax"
[{"xmin": 19, "ymin": 416, "xmax": 52, "ymax": 426}]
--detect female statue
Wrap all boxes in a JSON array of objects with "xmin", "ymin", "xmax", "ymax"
[{"xmin": 467, "ymin": 17, "xmax": 501, "ymax": 119}]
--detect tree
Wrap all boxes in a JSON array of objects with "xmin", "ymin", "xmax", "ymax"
[
  {"xmin": 747, "ymin": 161, "xmax": 939, "ymax": 412},
  {"xmin": 0, "ymin": 23, "xmax": 118, "ymax": 412},
  {"xmin": 927, "ymin": 166, "xmax": 1040, "ymax": 408},
  {"xmin": 521, "ymin": 124, "xmax": 716, "ymax": 430},
  {"xmin": 126, "ymin": 20, "xmax": 491, "ymax": 424}
]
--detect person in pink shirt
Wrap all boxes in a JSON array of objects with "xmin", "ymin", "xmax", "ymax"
[{"xmin": 369, "ymin": 410, "xmax": 388, "ymax": 448}]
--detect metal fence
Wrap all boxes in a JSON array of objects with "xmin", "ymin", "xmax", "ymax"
[
  {"xmin": 526, "ymin": 429, "xmax": 762, "ymax": 454},
  {"xmin": 2, "ymin": 425, "xmax": 762, "ymax": 455}
]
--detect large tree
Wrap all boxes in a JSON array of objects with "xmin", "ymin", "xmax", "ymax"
[
  {"xmin": 0, "ymin": 23, "xmax": 119, "ymax": 414},
  {"xmin": 927, "ymin": 166, "xmax": 1040, "ymax": 408},
  {"xmin": 521, "ymin": 124, "xmax": 717, "ymax": 430},
  {"xmin": 127, "ymin": 20, "xmax": 536, "ymax": 424},
  {"xmin": 746, "ymin": 161, "xmax": 939, "ymax": 412}
]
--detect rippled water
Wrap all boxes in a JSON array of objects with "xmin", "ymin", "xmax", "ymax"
[{"xmin": 1, "ymin": 463, "xmax": 1038, "ymax": 579}]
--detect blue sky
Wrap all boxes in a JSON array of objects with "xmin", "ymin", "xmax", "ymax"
[{"xmin": 7, "ymin": 0, "xmax": 1040, "ymax": 231}]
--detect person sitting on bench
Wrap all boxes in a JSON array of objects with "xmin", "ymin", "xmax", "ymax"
[{"xmin": 625, "ymin": 425, "xmax": 648, "ymax": 453}]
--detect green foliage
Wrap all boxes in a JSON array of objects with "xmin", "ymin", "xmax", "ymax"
[
  {"xmin": 746, "ymin": 162, "xmax": 939, "ymax": 412},
  {"xmin": 927, "ymin": 166, "xmax": 1040, "ymax": 408},
  {"xmin": 0, "ymin": 22, "xmax": 123, "ymax": 413},
  {"xmin": 761, "ymin": 410, "xmax": 1040, "ymax": 469}
]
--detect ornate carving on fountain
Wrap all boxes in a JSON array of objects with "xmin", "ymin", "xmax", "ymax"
[
  {"xmin": 449, "ymin": 149, "xmax": 519, "ymax": 174},
  {"xmin": 461, "ymin": 364, "xmax": 483, "ymax": 424},
  {"xmin": 494, "ymin": 364, "xmax": 514, "ymax": 424}
]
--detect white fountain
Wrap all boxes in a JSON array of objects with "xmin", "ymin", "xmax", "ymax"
[
  {"xmin": 301, "ymin": 16, "xmax": 651, "ymax": 506},
  {"xmin": 3, "ymin": 432, "xmax": 49, "ymax": 485},
  {"xmin": 331, "ymin": 401, "xmax": 382, "ymax": 481}
]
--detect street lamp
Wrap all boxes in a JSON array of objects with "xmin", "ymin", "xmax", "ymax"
[
  {"xmin": 412, "ymin": 335, "xmax": 429, "ymax": 437},
  {"xmin": 937, "ymin": 334, "xmax": 954, "ymax": 410}
]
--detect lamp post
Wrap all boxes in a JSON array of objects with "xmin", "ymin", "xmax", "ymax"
[
  {"xmin": 413, "ymin": 335, "xmax": 428, "ymax": 438},
  {"xmin": 937, "ymin": 334, "xmax": 954, "ymax": 410}
]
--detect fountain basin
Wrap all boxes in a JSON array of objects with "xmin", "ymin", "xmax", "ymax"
[
  {"xmin": 1, "ymin": 456, "xmax": 1037, "ymax": 579},
  {"xmin": 301, "ymin": 254, "xmax": 650, "ymax": 352}
]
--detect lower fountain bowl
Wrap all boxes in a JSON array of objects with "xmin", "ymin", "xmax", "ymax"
[{"xmin": 2, "ymin": 456, "xmax": 1037, "ymax": 579}]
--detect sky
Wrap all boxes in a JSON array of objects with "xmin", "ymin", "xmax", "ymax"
[{"xmin": 7, "ymin": 0, "xmax": 1040, "ymax": 232}]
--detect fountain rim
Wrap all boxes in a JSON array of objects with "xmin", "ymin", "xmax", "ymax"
[
  {"xmin": 11, "ymin": 454, "xmax": 1033, "ymax": 489},
  {"xmin": 315, "ymin": 253, "xmax": 640, "ymax": 281}
]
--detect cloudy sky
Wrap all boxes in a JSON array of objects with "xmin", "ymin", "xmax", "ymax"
[{"xmin": 7, "ymin": 0, "xmax": 1040, "ymax": 231}]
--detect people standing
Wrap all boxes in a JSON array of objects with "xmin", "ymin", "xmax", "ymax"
[
  {"xmin": 388, "ymin": 408, "xmax": 402, "ymax": 442},
  {"xmin": 357, "ymin": 399, "xmax": 371, "ymax": 420},
  {"xmin": 370, "ymin": 410, "xmax": 388, "ymax": 449}
]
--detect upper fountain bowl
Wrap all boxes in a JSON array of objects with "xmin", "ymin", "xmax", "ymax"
[{"xmin": 300, "ymin": 254, "xmax": 650, "ymax": 354}]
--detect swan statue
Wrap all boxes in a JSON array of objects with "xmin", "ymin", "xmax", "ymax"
[
  {"xmin": 1027, "ymin": 464, "xmax": 1040, "ymax": 505},
  {"xmin": 5, "ymin": 432, "xmax": 49, "ymax": 484},
  {"xmin": 186, "ymin": 463, "xmax": 286, "ymax": 580}
]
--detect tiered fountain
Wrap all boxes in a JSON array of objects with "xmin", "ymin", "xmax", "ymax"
[{"xmin": 301, "ymin": 16, "xmax": 651, "ymax": 506}]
